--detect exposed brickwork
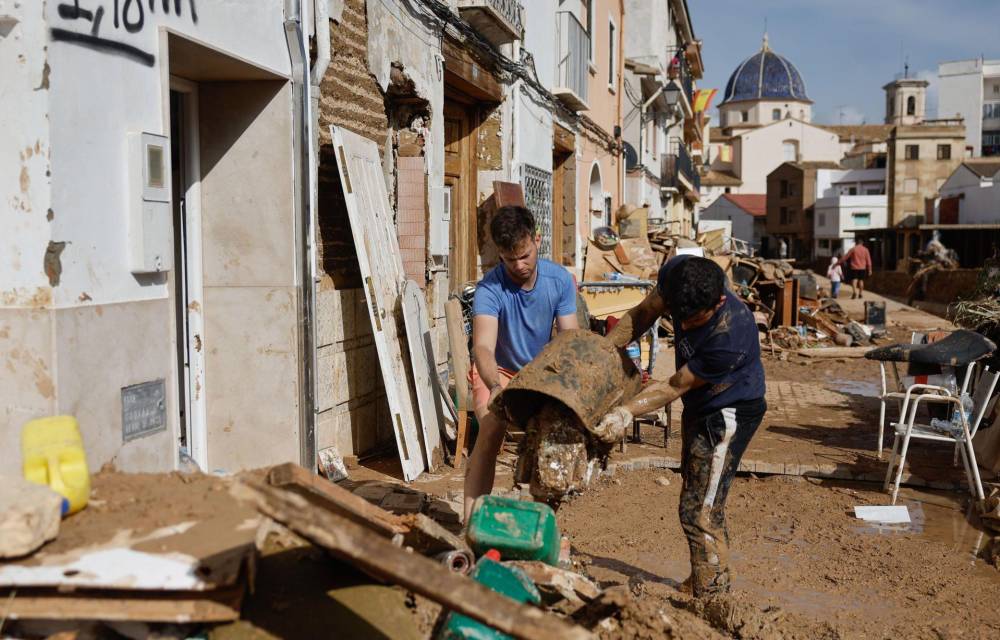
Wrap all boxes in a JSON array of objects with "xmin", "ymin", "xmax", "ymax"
[
  {"xmin": 396, "ymin": 155, "xmax": 427, "ymax": 287},
  {"xmin": 317, "ymin": 0, "xmax": 389, "ymax": 287}
]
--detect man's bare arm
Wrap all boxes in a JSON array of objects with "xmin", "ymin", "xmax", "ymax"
[
  {"xmin": 605, "ymin": 289, "xmax": 668, "ymax": 348},
  {"xmin": 555, "ymin": 313, "xmax": 579, "ymax": 333},
  {"xmin": 471, "ymin": 315, "xmax": 502, "ymax": 393},
  {"xmin": 624, "ymin": 365, "xmax": 706, "ymax": 416}
]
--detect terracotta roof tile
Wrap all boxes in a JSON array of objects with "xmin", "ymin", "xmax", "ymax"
[{"xmin": 722, "ymin": 193, "xmax": 767, "ymax": 217}]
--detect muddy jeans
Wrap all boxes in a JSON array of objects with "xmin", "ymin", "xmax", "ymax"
[{"xmin": 679, "ymin": 398, "xmax": 767, "ymax": 597}]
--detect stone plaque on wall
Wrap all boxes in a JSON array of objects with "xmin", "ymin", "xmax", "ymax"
[{"xmin": 122, "ymin": 380, "xmax": 167, "ymax": 442}]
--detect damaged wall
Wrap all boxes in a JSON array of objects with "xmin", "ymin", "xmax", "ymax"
[
  {"xmin": 0, "ymin": 0, "xmax": 57, "ymax": 452},
  {"xmin": 2, "ymin": 0, "xmax": 296, "ymax": 474},
  {"xmin": 315, "ymin": 0, "xmax": 398, "ymax": 457}
]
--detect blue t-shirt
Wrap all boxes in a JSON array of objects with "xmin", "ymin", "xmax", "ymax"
[
  {"xmin": 658, "ymin": 256, "xmax": 766, "ymax": 417},
  {"xmin": 473, "ymin": 259, "xmax": 577, "ymax": 372}
]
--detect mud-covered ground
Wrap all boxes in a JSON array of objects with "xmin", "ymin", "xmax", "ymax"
[{"xmin": 560, "ymin": 469, "xmax": 1000, "ymax": 639}]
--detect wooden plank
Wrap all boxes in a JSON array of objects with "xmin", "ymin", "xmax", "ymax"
[
  {"xmin": 267, "ymin": 463, "xmax": 405, "ymax": 538},
  {"xmin": 443, "ymin": 39, "xmax": 503, "ymax": 103},
  {"xmin": 233, "ymin": 480, "xmax": 593, "ymax": 640},
  {"xmin": 269, "ymin": 464, "xmax": 467, "ymax": 555},
  {"xmin": 332, "ymin": 126, "xmax": 425, "ymax": 481},
  {"xmin": 401, "ymin": 280, "xmax": 444, "ymax": 470},
  {"xmin": 445, "ymin": 298, "xmax": 472, "ymax": 470},
  {"xmin": 0, "ymin": 584, "xmax": 244, "ymax": 623}
]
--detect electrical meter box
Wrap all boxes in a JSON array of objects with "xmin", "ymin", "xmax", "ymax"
[{"xmin": 127, "ymin": 132, "xmax": 173, "ymax": 274}]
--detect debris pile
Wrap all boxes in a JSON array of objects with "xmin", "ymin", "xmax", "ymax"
[{"xmin": 952, "ymin": 255, "xmax": 1000, "ymax": 344}]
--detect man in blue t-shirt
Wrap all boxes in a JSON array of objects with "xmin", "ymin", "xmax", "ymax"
[
  {"xmin": 602, "ymin": 255, "xmax": 767, "ymax": 597},
  {"xmin": 466, "ymin": 205, "xmax": 578, "ymax": 520}
]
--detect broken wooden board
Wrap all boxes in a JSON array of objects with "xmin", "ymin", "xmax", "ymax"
[
  {"xmin": 331, "ymin": 125, "xmax": 425, "ymax": 482},
  {"xmin": 267, "ymin": 463, "xmax": 467, "ymax": 555},
  {"xmin": 234, "ymin": 479, "xmax": 593, "ymax": 640},
  {"xmin": 401, "ymin": 279, "xmax": 445, "ymax": 469},
  {"xmin": 0, "ymin": 584, "xmax": 244, "ymax": 623},
  {"xmin": 445, "ymin": 298, "xmax": 472, "ymax": 469}
]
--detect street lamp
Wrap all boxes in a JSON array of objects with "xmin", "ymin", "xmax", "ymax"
[{"xmin": 662, "ymin": 80, "xmax": 682, "ymax": 109}]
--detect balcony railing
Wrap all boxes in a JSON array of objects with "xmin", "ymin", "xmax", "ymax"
[
  {"xmin": 553, "ymin": 11, "xmax": 589, "ymax": 112},
  {"xmin": 660, "ymin": 138, "xmax": 700, "ymax": 194},
  {"xmin": 668, "ymin": 52, "xmax": 695, "ymax": 117},
  {"xmin": 457, "ymin": 0, "xmax": 524, "ymax": 45}
]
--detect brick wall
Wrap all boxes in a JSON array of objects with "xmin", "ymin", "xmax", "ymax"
[
  {"xmin": 396, "ymin": 155, "xmax": 427, "ymax": 287},
  {"xmin": 315, "ymin": 0, "xmax": 393, "ymax": 457}
]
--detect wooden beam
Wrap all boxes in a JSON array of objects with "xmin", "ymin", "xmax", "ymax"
[
  {"xmin": 268, "ymin": 463, "xmax": 405, "ymax": 538},
  {"xmin": 234, "ymin": 480, "xmax": 593, "ymax": 640},
  {"xmin": 0, "ymin": 584, "xmax": 244, "ymax": 623},
  {"xmin": 443, "ymin": 39, "xmax": 503, "ymax": 103}
]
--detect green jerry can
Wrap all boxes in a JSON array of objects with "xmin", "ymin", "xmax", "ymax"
[
  {"xmin": 466, "ymin": 495, "xmax": 560, "ymax": 566},
  {"xmin": 438, "ymin": 551, "xmax": 541, "ymax": 640}
]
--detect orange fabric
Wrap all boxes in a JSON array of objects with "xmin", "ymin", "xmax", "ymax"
[
  {"xmin": 469, "ymin": 364, "xmax": 516, "ymax": 412},
  {"xmin": 844, "ymin": 244, "xmax": 872, "ymax": 271}
]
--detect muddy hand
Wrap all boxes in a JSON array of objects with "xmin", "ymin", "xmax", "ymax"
[{"xmin": 593, "ymin": 406, "xmax": 632, "ymax": 443}]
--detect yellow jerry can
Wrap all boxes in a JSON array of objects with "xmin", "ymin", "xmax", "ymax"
[{"xmin": 22, "ymin": 415, "xmax": 90, "ymax": 515}]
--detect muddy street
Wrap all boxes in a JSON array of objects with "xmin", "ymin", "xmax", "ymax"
[{"xmin": 560, "ymin": 469, "xmax": 1000, "ymax": 639}]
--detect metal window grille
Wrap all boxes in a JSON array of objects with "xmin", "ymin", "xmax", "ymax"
[{"xmin": 521, "ymin": 164, "xmax": 554, "ymax": 258}]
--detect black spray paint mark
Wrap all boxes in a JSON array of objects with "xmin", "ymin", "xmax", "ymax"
[
  {"xmin": 57, "ymin": 1, "xmax": 94, "ymax": 21},
  {"xmin": 122, "ymin": 0, "xmax": 144, "ymax": 33},
  {"xmin": 50, "ymin": 28, "xmax": 155, "ymax": 67},
  {"xmin": 90, "ymin": 6, "xmax": 104, "ymax": 35}
]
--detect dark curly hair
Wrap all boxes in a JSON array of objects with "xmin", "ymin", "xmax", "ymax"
[
  {"xmin": 668, "ymin": 257, "xmax": 725, "ymax": 321},
  {"xmin": 489, "ymin": 205, "xmax": 535, "ymax": 252}
]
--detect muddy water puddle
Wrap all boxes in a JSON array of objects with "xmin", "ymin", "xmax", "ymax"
[
  {"xmin": 853, "ymin": 486, "xmax": 992, "ymax": 561},
  {"xmin": 830, "ymin": 378, "xmax": 881, "ymax": 398}
]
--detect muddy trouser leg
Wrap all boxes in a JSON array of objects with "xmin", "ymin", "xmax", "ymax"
[{"xmin": 679, "ymin": 400, "xmax": 767, "ymax": 597}]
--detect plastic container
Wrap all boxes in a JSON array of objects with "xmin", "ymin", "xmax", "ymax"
[
  {"xmin": 437, "ymin": 553, "xmax": 541, "ymax": 640},
  {"xmin": 466, "ymin": 495, "xmax": 560, "ymax": 566},
  {"xmin": 22, "ymin": 415, "xmax": 90, "ymax": 515}
]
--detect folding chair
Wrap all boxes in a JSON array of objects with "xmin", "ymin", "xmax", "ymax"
[
  {"xmin": 875, "ymin": 332, "xmax": 924, "ymax": 459},
  {"xmin": 882, "ymin": 365, "xmax": 998, "ymax": 504}
]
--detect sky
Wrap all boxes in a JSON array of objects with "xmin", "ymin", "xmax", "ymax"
[{"xmin": 687, "ymin": 0, "xmax": 1000, "ymax": 126}]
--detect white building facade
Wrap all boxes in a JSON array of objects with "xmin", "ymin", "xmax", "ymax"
[
  {"xmin": 938, "ymin": 58, "xmax": 1000, "ymax": 158},
  {"xmin": 813, "ymin": 168, "xmax": 887, "ymax": 257},
  {"xmin": 936, "ymin": 162, "xmax": 1000, "ymax": 225}
]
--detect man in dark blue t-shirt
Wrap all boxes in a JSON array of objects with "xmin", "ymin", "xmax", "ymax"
[{"xmin": 602, "ymin": 255, "xmax": 767, "ymax": 597}]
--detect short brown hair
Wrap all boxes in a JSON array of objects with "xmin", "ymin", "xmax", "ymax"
[{"xmin": 490, "ymin": 205, "xmax": 535, "ymax": 252}]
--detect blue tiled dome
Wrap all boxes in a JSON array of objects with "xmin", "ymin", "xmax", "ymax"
[{"xmin": 721, "ymin": 38, "xmax": 810, "ymax": 104}]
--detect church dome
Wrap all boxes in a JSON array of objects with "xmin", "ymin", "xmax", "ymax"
[{"xmin": 721, "ymin": 36, "xmax": 811, "ymax": 104}]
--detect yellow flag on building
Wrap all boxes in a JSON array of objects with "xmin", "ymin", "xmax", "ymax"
[{"xmin": 693, "ymin": 88, "xmax": 718, "ymax": 113}]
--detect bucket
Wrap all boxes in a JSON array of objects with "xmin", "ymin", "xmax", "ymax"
[{"xmin": 22, "ymin": 415, "xmax": 90, "ymax": 515}]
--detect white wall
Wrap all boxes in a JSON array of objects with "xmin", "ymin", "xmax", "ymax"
[
  {"xmin": 720, "ymin": 100, "xmax": 811, "ymax": 128},
  {"xmin": 735, "ymin": 119, "xmax": 842, "ymax": 193},
  {"xmin": 1, "ymin": 0, "xmax": 52, "ymax": 306},
  {"xmin": 699, "ymin": 197, "xmax": 756, "ymax": 249},
  {"xmin": 45, "ymin": 0, "xmax": 290, "ymax": 308},
  {"xmin": 938, "ymin": 59, "xmax": 998, "ymax": 156},
  {"xmin": 940, "ymin": 165, "xmax": 1000, "ymax": 225},
  {"xmin": 816, "ymin": 168, "xmax": 886, "ymax": 197},
  {"xmin": 814, "ymin": 195, "xmax": 887, "ymax": 243}
]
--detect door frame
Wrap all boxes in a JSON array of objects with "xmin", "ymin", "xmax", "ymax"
[
  {"xmin": 443, "ymin": 95, "xmax": 479, "ymax": 290},
  {"xmin": 168, "ymin": 76, "xmax": 208, "ymax": 470}
]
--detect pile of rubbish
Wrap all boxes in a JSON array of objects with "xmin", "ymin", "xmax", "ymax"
[{"xmin": 952, "ymin": 255, "xmax": 1000, "ymax": 344}]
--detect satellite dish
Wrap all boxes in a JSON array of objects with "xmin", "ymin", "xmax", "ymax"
[{"xmin": 623, "ymin": 141, "xmax": 639, "ymax": 171}]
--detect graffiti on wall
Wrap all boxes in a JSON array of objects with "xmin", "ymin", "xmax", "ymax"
[{"xmin": 50, "ymin": 0, "xmax": 198, "ymax": 67}]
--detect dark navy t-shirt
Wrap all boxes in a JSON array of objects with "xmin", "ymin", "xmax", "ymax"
[{"xmin": 657, "ymin": 256, "xmax": 766, "ymax": 417}]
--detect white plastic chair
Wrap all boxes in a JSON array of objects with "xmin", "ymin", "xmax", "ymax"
[
  {"xmin": 875, "ymin": 332, "xmax": 927, "ymax": 459},
  {"xmin": 882, "ymin": 365, "xmax": 999, "ymax": 504}
]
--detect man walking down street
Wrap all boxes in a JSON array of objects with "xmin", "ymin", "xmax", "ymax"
[
  {"xmin": 600, "ymin": 256, "xmax": 767, "ymax": 597},
  {"xmin": 465, "ymin": 205, "xmax": 578, "ymax": 521},
  {"xmin": 839, "ymin": 239, "xmax": 873, "ymax": 299}
]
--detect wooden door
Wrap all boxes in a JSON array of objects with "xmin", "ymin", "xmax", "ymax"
[{"xmin": 444, "ymin": 101, "xmax": 477, "ymax": 290}]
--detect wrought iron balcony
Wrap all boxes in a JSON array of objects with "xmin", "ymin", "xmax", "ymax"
[
  {"xmin": 457, "ymin": 0, "xmax": 524, "ymax": 45},
  {"xmin": 660, "ymin": 138, "xmax": 700, "ymax": 195},
  {"xmin": 553, "ymin": 11, "xmax": 590, "ymax": 112}
]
